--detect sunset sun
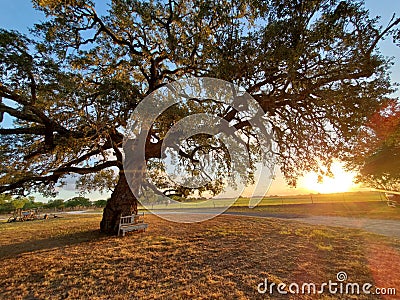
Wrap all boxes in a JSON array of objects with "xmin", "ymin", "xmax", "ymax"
[{"xmin": 300, "ymin": 163, "xmax": 358, "ymax": 194}]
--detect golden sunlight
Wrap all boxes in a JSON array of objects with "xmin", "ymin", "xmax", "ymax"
[{"xmin": 300, "ymin": 162, "xmax": 359, "ymax": 194}]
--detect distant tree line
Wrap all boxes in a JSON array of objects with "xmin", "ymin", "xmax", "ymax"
[{"xmin": 0, "ymin": 194, "xmax": 108, "ymax": 214}]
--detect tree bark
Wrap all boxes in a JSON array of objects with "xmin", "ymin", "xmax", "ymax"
[
  {"xmin": 100, "ymin": 172, "xmax": 138, "ymax": 234},
  {"xmin": 100, "ymin": 136, "xmax": 146, "ymax": 235}
]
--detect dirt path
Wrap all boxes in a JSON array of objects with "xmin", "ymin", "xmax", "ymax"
[
  {"xmin": 147, "ymin": 209, "xmax": 400, "ymax": 238},
  {"xmin": 224, "ymin": 212, "xmax": 400, "ymax": 239}
]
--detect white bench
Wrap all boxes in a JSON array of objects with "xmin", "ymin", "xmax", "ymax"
[{"xmin": 118, "ymin": 213, "xmax": 148, "ymax": 236}]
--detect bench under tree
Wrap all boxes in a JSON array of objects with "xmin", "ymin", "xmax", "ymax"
[{"xmin": 118, "ymin": 212, "xmax": 148, "ymax": 236}]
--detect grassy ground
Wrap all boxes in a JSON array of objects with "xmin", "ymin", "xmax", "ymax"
[
  {"xmin": 138, "ymin": 190, "xmax": 400, "ymax": 220},
  {"xmin": 227, "ymin": 201, "xmax": 400, "ymax": 220},
  {"xmin": 0, "ymin": 214, "xmax": 399, "ymax": 299},
  {"xmin": 140, "ymin": 191, "xmax": 383, "ymax": 210}
]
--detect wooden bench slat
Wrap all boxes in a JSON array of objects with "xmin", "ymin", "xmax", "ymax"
[{"xmin": 118, "ymin": 213, "xmax": 148, "ymax": 236}]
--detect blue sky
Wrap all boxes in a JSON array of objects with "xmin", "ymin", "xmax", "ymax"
[{"xmin": 0, "ymin": 1, "xmax": 399, "ymax": 200}]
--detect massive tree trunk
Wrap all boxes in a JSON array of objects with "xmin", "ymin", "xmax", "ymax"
[
  {"xmin": 100, "ymin": 172, "xmax": 138, "ymax": 234},
  {"xmin": 100, "ymin": 137, "xmax": 146, "ymax": 235}
]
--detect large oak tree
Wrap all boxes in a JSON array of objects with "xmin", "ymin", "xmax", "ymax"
[{"xmin": 0, "ymin": 0, "xmax": 399, "ymax": 233}]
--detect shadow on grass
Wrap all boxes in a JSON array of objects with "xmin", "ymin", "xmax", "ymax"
[{"xmin": 0, "ymin": 229, "xmax": 108, "ymax": 259}]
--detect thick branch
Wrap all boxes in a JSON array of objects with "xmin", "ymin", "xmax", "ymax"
[
  {"xmin": 0, "ymin": 103, "xmax": 42, "ymax": 123},
  {"xmin": 0, "ymin": 161, "xmax": 119, "ymax": 193},
  {"xmin": 0, "ymin": 127, "xmax": 47, "ymax": 135},
  {"xmin": 0, "ymin": 85, "xmax": 70, "ymax": 135}
]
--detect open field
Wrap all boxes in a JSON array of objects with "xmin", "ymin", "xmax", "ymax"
[
  {"xmin": 0, "ymin": 214, "xmax": 399, "ymax": 299},
  {"xmin": 227, "ymin": 201, "xmax": 400, "ymax": 220},
  {"xmin": 232, "ymin": 191, "xmax": 385, "ymax": 206},
  {"xmin": 137, "ymin": 191, "xmax": 400, "ymax": 220},
  {"xmin": 139, "ymin": 191, "xmax": 384, "ymax": 210}
]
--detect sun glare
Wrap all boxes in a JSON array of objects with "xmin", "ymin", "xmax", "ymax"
[{"xmin": 300, "ymin": 163, "xmax": 358, "ymax": 194}]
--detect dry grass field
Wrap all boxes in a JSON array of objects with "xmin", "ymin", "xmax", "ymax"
[
  {"xmin": 0, "ymin": 214, "xmax": 399, "ymax": 299},
  {"xmin": 227, "ymin": 201, "xmax": 400, "ymax": 220}
]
